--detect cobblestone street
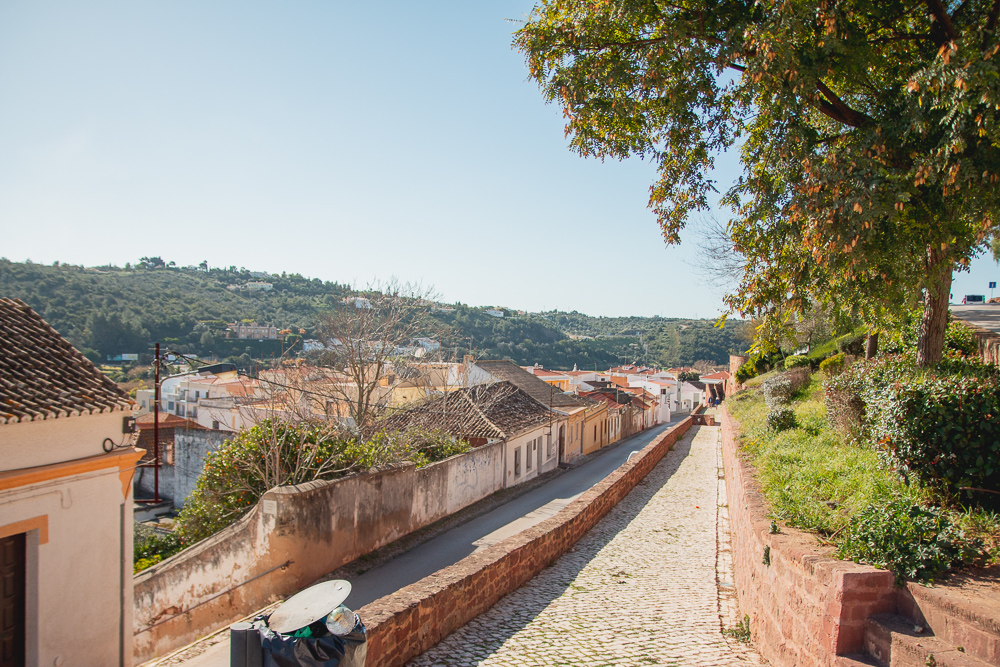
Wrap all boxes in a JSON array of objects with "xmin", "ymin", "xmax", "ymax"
[{"xmin": 408, "ymin": 423, "xmax": 761, "ymax": 667}]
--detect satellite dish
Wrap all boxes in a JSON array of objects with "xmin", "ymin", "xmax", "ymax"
[{"xmin": 267, "ymin": 580, "xmax": 352, "ymax": 634}]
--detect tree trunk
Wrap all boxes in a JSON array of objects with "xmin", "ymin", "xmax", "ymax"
[
  {"xmin": 865, "ymin": 331, "xmax": 879, "ymax": 360},
  {"xmin": 916, "ymin": 256, "xmax": 953, "ymax": 367}
]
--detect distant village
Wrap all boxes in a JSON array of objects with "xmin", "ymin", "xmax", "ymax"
[
  {"xmin": 0, "ymin": 296, "xmax": 732, "ymax": 664},
  {"xmin": 132, "ymin": 353, "xmax": 729, "ymax": 511}
]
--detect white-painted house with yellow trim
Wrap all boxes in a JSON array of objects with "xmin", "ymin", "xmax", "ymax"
[{"xmin": 0, "ymin": 298, "xmax": 141, "ymax": 667}]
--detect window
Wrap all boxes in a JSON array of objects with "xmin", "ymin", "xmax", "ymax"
[
  {"xmin": 514, "ymin": 447, "xmax": 521, "ymax": 477},
  {"xmin": 546, "ymin": 433, "xmax": 553, "ymax": 458},
  {"xmin": 212, "ymin": 420, "xmax": 220, "ymax": 430},
  {"xmin": 594, "ymin": 424, "xmax": 597, "ymax": 441},
  {"xmin": 168, "ymin": 401, "xmax": 175, "ymax": 411},
  {"xmin": 190, "ymin": 407, "xmax": 198, "ymax": 418},
  {"xmin": 526, "ymin": 441, "xmax": 533, "ymax": 471},
  {"xmin": 177, "ymin": 404, "xmax": 185, "ymax": 416}
]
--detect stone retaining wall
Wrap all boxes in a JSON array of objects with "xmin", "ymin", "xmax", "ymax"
[
  {"xmin": 134, "ymin": 439, "xmax": 506, "ymax": 664},
  {"xmin": 357, "ymin": 417, "xmax": 694, "ymax": 667},
  {"xmin": 720, "ymin": 407, "xmax": 897, "ymax": 666},
  {"xmin": 962, "ymin": 320, "xmax": 1000, "ymax": 365}
]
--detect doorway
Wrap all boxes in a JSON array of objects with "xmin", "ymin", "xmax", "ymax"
[
  {"xmin": 0, "ymin": 533, "xmax": 25, "ymax": 667},
  {"xmin": 558, "ymin": 425, "xmax": 566, "ymax": 465}
]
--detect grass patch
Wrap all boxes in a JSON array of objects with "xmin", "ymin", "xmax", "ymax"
[{"xmin": 729, "ymin": 371, "xmax": 999, "ymax": 583}]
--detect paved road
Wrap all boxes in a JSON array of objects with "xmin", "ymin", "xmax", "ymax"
[
  {"xmin": 951, "ymin": 304, "xmax": 1000, "ymax": 333},
  {"xmin": 409, "ymin": 424, "xmax": 761, "ymax": 667},
  {"xmin": 345, "ymin": 420, "xmax": 679, "ymax": 610},
  {"xmin": 148, "ymin": 420, "xmax": 680, "ymax": 666}
]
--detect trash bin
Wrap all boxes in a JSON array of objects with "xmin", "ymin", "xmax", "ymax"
[{"xmin": 230, "ymin": 580, "xmax": 366, "ymax": 667}]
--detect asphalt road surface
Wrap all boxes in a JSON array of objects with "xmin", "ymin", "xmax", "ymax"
[
  {"xmin": 152, "ymin": 418, "xmax": 680, "ymax": 667},
  {"xmin": 952, "ymin": 303, "xmax": 1000, "ymax": 333}
]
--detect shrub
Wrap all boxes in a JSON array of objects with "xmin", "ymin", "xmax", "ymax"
[
  {"xmin": 735, "ymin": 360, "xmax": 758, "ymax": 384},
  {"xmin": 867, "ymin": 372, "xmax": 1000, "ymax": 504},
  {"xmin": 766, "ymin": 406, "xmax": 796, "ymax": 432},
  {"xmin": 175, "ymin": 420, "xmax": 468, "ymax": 544},
  {"xmin": 837, "ymin": 496, "xmax": 976, "ymax": 583},
  {"xmin": 133, "ymin": 523, "xmax": 182, "ymax": 573},
  {"xmin": 883, "ymin": 310, "xmax": 979, "ymax": 357},
  {"xmin": 762, "ymin": 368, "xmax": 811, "ymax": 409},
  {"xmin": 819, "ymin": 353, "xmax": 845, "ymax": 375},
  {"xmin": 946, "ymin": 319, "xmax": 978, "ymax": 357},
  {"xmin": 837, "ymin": 333, "xmax": 866, "ymax": 356},
  {"xmin": 824, "ymin": 385, "xmax": 865, "ymax": 441},
  {"xmin": 785, "ymin": 355, "xmax": 810, "ymax": 369}
]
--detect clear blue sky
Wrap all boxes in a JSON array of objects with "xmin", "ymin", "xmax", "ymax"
[{"xmin": 1, "ymin": 2, "xmax": 997, "ymax": 318}]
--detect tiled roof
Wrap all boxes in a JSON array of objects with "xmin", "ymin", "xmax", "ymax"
[
  {"xmin": 0, "ymin": 298, "xmax": 132, "ymax": 424},
  {"xmin": 375, "ymin": 382, "xmax": 554, "ymax": 440},
  {"xmin": 529, "ymin": 368, "xmax": 567, "ymax": 377},
  {"xmin": 136, "ymin": 412, "xmax": 209, "ymax": 428},
  {"xmin": 474, "ymin": 360, "xmax": 588, "ymax": 410},
  {"xmin": 701, "ymin": 371, "xmax": 731, "ymax": 380}
]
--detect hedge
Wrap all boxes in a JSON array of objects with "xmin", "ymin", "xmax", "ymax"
[{"xmin": 828, "ymin": 356, "xmax": 1000, "ymax": 505}]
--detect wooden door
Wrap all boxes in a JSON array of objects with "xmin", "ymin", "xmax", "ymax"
[{"xmin": 0, "ymin": 533, "xmax": 25, "ymax": 667}]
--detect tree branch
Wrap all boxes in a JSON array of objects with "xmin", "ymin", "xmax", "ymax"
[
  {"xmin": 925, "ymin": 0, "xmax": 958, "ymax": 43},
  {"xmin": 987, "ymin": 0, "xmax": 1000, "ymax": 34},
  {"xmin": 816, "ymin": 81, "xmax": 872, "ymax": 128}
]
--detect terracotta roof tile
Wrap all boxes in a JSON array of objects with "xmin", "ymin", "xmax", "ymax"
[
  {"xmin": 475, "ymin": 360, "xmax": 588, "ymax": 410},
  {"xmin": 0, "ymin": 298, "xmax": 132, "ymax": 424},
  {"xmin": 375, "ymin": 382, "xmax": 555, "ymax": 440}
]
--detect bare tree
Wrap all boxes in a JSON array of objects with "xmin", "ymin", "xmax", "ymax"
[
  {"xmin": 793, "ymin": 302, "xmax": 834, "ymax": 354},
  {"xmin": 688, "ymin": 215, "xmax": 746, "ymax": 291},
  {"xmin": 314, "ymin": 280, "xmax": 439, "ymax": 430}
]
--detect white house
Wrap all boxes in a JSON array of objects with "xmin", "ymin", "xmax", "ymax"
[
  {"xmin": 0, "ymin": 298, "xmax": 141, "ymax": 666},
  {"xmin": 679, "ymin": 381, "xmax": 706, "ymax": 411}
]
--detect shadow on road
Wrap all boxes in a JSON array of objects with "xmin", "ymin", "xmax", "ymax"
[{"xmin": 348, "ymin": 421, "xmax": 680, "ymax": 609}]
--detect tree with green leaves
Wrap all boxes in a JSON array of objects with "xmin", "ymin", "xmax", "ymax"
[{"xmin": 516, "ymin": 0, "xmax": 1000, "ymax": 366}]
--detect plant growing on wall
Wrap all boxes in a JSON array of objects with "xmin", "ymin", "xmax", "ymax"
[{"xmin": 174, "ymin": 419, "xmax": 465, "ymax": 544}]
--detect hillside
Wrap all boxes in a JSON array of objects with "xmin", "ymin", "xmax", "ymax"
[{"xmin": 0, "ymin": 259, "xmax": 748, "ymax": 368}]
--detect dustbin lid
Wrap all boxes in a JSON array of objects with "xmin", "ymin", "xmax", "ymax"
[{"xmin": 268, "ymin": 580, "xmax": 352, "ymax": 634}]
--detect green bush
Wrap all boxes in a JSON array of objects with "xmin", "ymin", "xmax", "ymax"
[
  {"xmin": 819, "ymin": 353, "xmax": 845, "ymax": 375},
  {"xmin": 827, "ymin": 355, "xmax": 1000, "ymax": 505},
  {"xmin": 175, "ymin": 420, "xmax": 468, "ymax": 544},
  {"xmin": 837, "ymin": 495, "xmax": 976, "ymax": 584},
  {"xmin": 867, "ymin": 374, "xmax": 1000, "ymax": 504},
  {"xmin": 766, "ymin": 406, "xmax": 796, "ymax": 432},
  {"xmin": 784, "ymin": 355, "xmax": 810, "ymax": 369},
  {"xmin": 762, "ymin": 368, "xmax": 811, "ymax": 410},
  {"xmin": 133, "ymin": 523, "xmax": 182, "ymax": 573},
  {"xmin": 837, "ymin": 333, "xmax": 866, "ymax": 356},
  {"xmin": 882, "ymin": 310, "xmax": 978, "ymax": 357},
  {"xmin": 946, "ymin": 319, "xmax": 978, "ymax": 357},
  {"xmin": 735, "ymin": 360, "xmax": 758, "ymax": 384}
]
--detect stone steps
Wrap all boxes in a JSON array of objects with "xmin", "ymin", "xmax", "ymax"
[
  {"xmin": 899, "ymin": 579, "xmax": 1000, "ymax": 665},
  {"xmin": 863, "ymin": 613, "xmax": 994, "ymax": 667},
  {"xmin": 833, "ymin": 653, "xmax": 882, "ymax": 666}
]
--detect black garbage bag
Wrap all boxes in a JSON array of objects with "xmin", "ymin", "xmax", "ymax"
[{"xmin": 257, "ymin": 614, "xmax": 367, "ymax": 667}]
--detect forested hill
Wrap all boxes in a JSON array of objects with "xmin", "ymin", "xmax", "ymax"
[{"xmin": 0, "ymin": 259, "xmax": 748, "ymax": 368}]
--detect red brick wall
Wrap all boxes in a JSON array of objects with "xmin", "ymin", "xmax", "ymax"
[
  {"xmin": 358, "ymin": 417, "xmax": 694, "ymax": 667},
  {"xmin": 720, "ymin": 408, "xmax": 897, "ymax": 666}
]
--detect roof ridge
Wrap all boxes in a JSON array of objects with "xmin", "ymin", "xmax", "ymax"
[{"xmin": 460, "ymin": 385, "xmax": 507, "ymax": 439}]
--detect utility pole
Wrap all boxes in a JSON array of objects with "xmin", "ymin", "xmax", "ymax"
[{"xmin": 153, "ymin": 342, "xmax": 160, "ymax": 503}]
